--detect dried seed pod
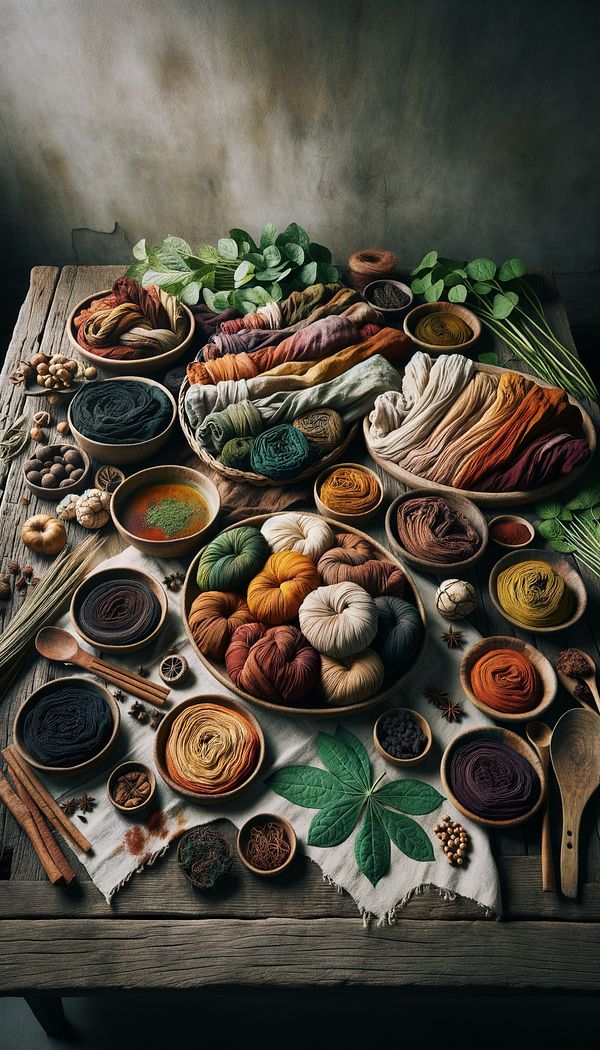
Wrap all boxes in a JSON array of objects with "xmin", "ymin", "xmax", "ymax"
[
  {"xmin": 56, "ymin": 421, "xmax": 70, "ymax": 436},
  {"xmin": 30, "ymin": 427, "xmax": 46, "ymax": 442},
  {"xmin": 33, "ymin": 410, "xmax": 52, "ymax": 427},
  {"xmin": 84, "ymin": 366, "xmax": 97, "ymax": 380}
]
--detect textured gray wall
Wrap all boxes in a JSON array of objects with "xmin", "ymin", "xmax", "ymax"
[{"xmin": 1, "ymin": 0, "xmax": 599, "ymax": 274}]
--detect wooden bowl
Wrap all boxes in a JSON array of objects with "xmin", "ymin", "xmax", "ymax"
[
  {"xmin": 107, "ymin": 760, "xmax": 156, "ymax": 814},
  {"xmin": 403, "ymin": 301, "xmax": 481, "ymax": 353},
  {"xmin": 385, "ymin": 489, "xmax": 488, "ymax": 573},
  {"xmin": 70, "ymin": 566, "xmax": 168, "ymax": 654},
  {"xmin": 68, "ymin": 376, "xmax": 177, "ymax": 465},
  {"xmin": 489, "ymin": 548, "xmax": 587, "ymax": 633},
  {"xmin": 440, "ymin": 725, "xmax": 545, "ymax": 828},
  {"xmin": 182, "ymin": 512, "xmax": 427, "ymax": 719},
  {"xmin": 153, "ymin": 694, "xmax": 265, "ymax": 804},
  {"xmin": 373, "ymin": 708, "xmax": 432, "ymax": 767},
  {"xmin": 314, "ymin": 461, "xmax": 384, "ymax": 526},
  {"xmin": 110, "ymin": 463, "xmax": 221, "ymax": 558},
  {"xmin": 362, "ymin": 279, "xmax": 413, "ymax": 318},
  {"xmin": 460, "ymin": 636, "xmax": 557, "ymax": 723},
  {"xmin": 237, "ymin": 813, "xmax": 297, "ymax": 877},
  {"xmin": 13, "ymin": 676, "xmax": 120, "ymax": 776},
  {"xmin": 22, "ymin": 443, "xmax": 92, "ymax": 501},
  {"xmin": 66, "ymin": 288, "xmax": 195, "ymax": 377},
  {"xmin": 488, "ymin": 514, "xmax": 535, "ymax": 550},
  {"xmin": 177, "ymin": 826, "xmax": 234, "ymax": 890}
]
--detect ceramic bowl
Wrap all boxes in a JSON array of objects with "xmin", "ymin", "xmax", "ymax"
[
  {"xmin": 385, "ymin": 488, "xmax": 488, "ymax": 573},
  {"xmin": 489, "ymin": 548, "xmax": 587, "ymax": 633},
  {"xmin": 488, "ymin": 514, "xmax": 535, "ymax": 550},
  {"xmin": 107, "ymin": 760, "xmax": 156, "ymax": 814},
  {"xmin": 154, "ymin": 694, "xmax": 265, "ymax": 804},
  {"xmin": 66, "ymin": 288, "xmax": 195, "ymax": 377},
  {"xmin": 70, "ymin": 566, "xmax": 168, "ymax": 654},
  {"xmin": 440, "ymin": 725, "xmax": 545, "ymax": 828},
  {"xmin": 68, "ymin": 376, "xmax": 177, "ymax": 465},
  {"xmin": 110, "ymin": 463, "xmax": 221, "ymax": 558},
  {"xmin": 403, "ymin": 302, "xmax": 481, "ymax": 353},
  {"xmin": 362, "ymin": 279, "xmax": 413, "ymax": 318},
  {"xmin": 22, "ymin": 443, "xmax": 92, "ymax": 502},
  {"xmin": 373, "ymin": 708, "xmax": 432, "ymax": 767},
  {"xmin": 13, "ymin": 676, "xmax": 120, "ymax": 776},
  {"xmin": 314, "ymin": 461, "xmax": 384, "ymax": 526},
  {"xmin": 237, "ymin": 813, "xmax": 297, "ymax": 877},
  {"xmin": 460, "ymin": 635, "xmax": 557, "ymax": 724}
]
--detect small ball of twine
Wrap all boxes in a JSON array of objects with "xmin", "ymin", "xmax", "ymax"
[{"xmin": 347, "ymin": 248, "xmax": 398, "ymax": 292}]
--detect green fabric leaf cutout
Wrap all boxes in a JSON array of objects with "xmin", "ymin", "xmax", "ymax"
[
  {"xmin": 355, "ymin": 803, "xmax": 390, "ymax": 887},
  {"xmin": 376, "ymin": 805, "xmax": 435, "ymax": 862},
  {"xmin": 498, "ymin": 258, "xmax": 526, "ymax": 281},
  {"xmin": 316, "ymin": 733, "xmax": 368, "ymax": 793},
  {"xmin": 536, "ymin": 501, "xmax": 563, "ymax": 520},
  {"xmin": 267, "ymin": 765, "xmax": 350, "ymax": 809},
  {"xmin": 466, "ymin": 257, "xmax": 497, "ymax": 281},
  {"xmin": 565, "ymin": 485, "xmax": 600, "ymax": 511},
  {"xmin": 375, "ymin": 780, "xmax": 445, "ymax": 816},
  {"xmin": 308, "ymin": 799, "xmax": 364, "ymax": 847},
  {"xmin": 334, "ymin": 726, "xmax": 371, "ymax": 789}
]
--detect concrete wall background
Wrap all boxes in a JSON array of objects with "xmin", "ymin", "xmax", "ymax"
[{"xmin": 1, "ymin": 0, "xmax": 599, "ymax": 276}]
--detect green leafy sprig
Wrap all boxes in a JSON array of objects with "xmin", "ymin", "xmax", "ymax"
[
  {"xmin": 126, "ymin": 224, "xmax": 339, "ymax": 314},
  {"xmin": 535, "ymin": 484, "xmax": 600, "ymax": 577},
  {"xmin": 410, "ymin": 252, "xmax": 597, "ymax": 401},
  {"xmin": 267, "ymin": 726, "xmax": 443, "ymax": 887}
]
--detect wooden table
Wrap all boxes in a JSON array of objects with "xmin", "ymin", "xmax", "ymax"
[{"xmin": 1, "ymin": 266, "xmax": 600, "ymax": 1035}]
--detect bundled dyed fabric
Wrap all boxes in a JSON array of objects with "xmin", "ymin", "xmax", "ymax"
[
  {"xmin": 395, "ymin": 496, "xmax": 481, "ymax": 563},
  {"xmin": 22, "ymin": 686, "xmax": 113, "ymax": 768},
  {"xmin": 220, "ymin": 437, "xmax": 254, "ymax": 470},
  {"xmin": 320, "ymin": 649, "xmax": 385, "ymax": 707},
  {"xmin": 250, "ymin": 425, "xmax": 316, "ymax": 479},
  {"xmin": 219, "ymin": 282, "xmax": 345, "ymax": 334},
  {"xmin": 70, "ymin": 379, "xmax": 173, "ymax": 444},
  {"xmin": 318, "ymin": 549, "xmax": 405, "ymax": 598},
  {"xmin": 292, "ymin": 409, "xmax": 344, "ymax": 449},
  {"xmin": 327, "ymin": 532, "xmax": 376, "ymax": 565},
  {"xmin": 247, "ymin": 551, "xmax": 320, "ymax": 624},
  {"xmin": 197, "ymin": 401, "xmax": 263, "ymax": 453},
  {"xmin": 226, "ymin": 624, "xmax": 320, "ymax": 706},
  {"xmin": 195, "ymin": 526, "xmax": 269, "ymax": 592},
  {"xmin": 74, "ymin": 277, "xmax": 188, "ymax": 360},
  {"xmin": 475, "ymin": 430, "xmax": 591, "ymax": 491},
  {"xmin": 470, "ymin": 648, "xmax": 541, "ymax": 714},
  {"xmin": 261, "ymin": 513, "xmax": 334, "ymax": 562},
  {"xmin": 299, "ymin": 581, "xmax": 378, "ymax": 659},
  {"xmin": 447, "ymin": 738, "xmax": 540, "ymax": 821},
  {"xmin": 319, "ymin": 466, "xmax": 381, "ymax": 516},
  {"xmin": 372, "ymin": 596, "xmax": 423, "ymax": 677},
  {"xmin": 496, "ymin": 559, "xmax": 573, "ymax": 628},
  {"xmin": 188, "ymin": 591, "xmax": 255, "ymax": 661}
]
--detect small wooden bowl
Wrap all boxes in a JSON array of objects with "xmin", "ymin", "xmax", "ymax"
[
  {"xmin": 440, "ymin": 725, "xmax": 545, "ymax": 828},
  {"xmin": 373, "ymin": 708, "xmax": 432, "ymax": 767},
  {"xmin": 237, "ymin": 813, "xmax": 297, "ymax": 877},
  {"xmin": 110, "ymin": 463, "xmax": 221, "ymax": 558},
  {"xmin": 488, "ymin": 515, "xmax": 535, "ymax": 550},
  {"xmin": 67, "ymin": 376, "xmax": 177, "ymax": 465},
  {"xmin": 403, "ymin": 302, "xmax": 481, "ymax": 353},
  {"xmin": 314, "ymin": 462, "xmax": 384, "ymax": 526},
  {"xmin": 362, "ymin": 279, "xmax": 413, "ymax": 318},
  {"xmin": 107, "ymin": 760, "xmax": 156, "ymax": 814},
  {"xmin": 22, "ymin": 443, "xmax": 92, "ymax": 502},
  {"xmin": 66, "ymin": 289, "xmax": 195, "ymax": 377},
  {"xmin": 460, "ymin": 636, "xmax": 557, "ymax": 724},
  {"xmin": 177, "ymin": 826, "xmax": 234, "ymax": 890},
  {"xmin": 70, "ymin": 566, "xmax": 168, "ymax": 654},
  {"xmin": 153, "ymin": 695, "xmax": 265, "ymax": 804},
  {"xmin": 489, "ymin": 548, "xmax": 587, "ymax": 633},
  {"xmin": 385, "ymin": 489, "xmax": 488, "ymax": 573},
  {"xmin": 13, "ymin": 676, "xmax": 120, "ymax": 776}
]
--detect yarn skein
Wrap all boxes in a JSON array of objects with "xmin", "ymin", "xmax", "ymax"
[
  {"xmin": 319, "ymin": 466, "xmax": 381, "ymax": 516},
  {"xmin": 250, "ymin": 424, "xmax": 316, "ymax": 480},
  {"xmin": 225, "ymin": 623, "xmax": 267, "ymax": 686},
  {"xmin": 292, "ymin": 409, "xmax": 344, "ymax": 449},
  {"xmin": 220, "ymin": 437, "xmax": 254, "ymax": 470},
  {"xmin": 188, "ymin": 591, "xmax": 255, "ymax": 661},
  {"xmin": 196, "ymin": 526, "xmax": 270, "ymax": 592},
  {"xmin": 22, "ymin": 686, "xmax": 113, "ymax": 768},
  {"xmin": 372, "ymin": 596, "xmax": 423, "ymax": 677},
  {"xmin": 470, "ymin": 649, "xmax": 541, "ymax": 714},
  {"xmin": 395, "ymin": 496, "xmax": 481, "ymax": 564},
  {"xmin": 261, "ymin": 512, "xmax": 334, "ymax": 563},
  {"xmin": 496, "ymin": 560, "xmax": 573, "ymax": 628},
  {"xmin": 319, "ymin": 649, "xmax": 385, "ymax": 707},
  {"xmin": 447, "ymin": 737, "xmax": 540, "ymax": 821},
  {"xmin": 247, "ymin": 551, "xmax": 320, "ymax": 625},
  {"xmin": 228, "ymin": 625, "xmax": 320, "ymax": 707},
  {"xmin": 165, "ymin": 702, "xmax": 260, "ymax": 795},
  {"xmin": 78, "ymin": 577, "xmax": 161, "ymax": 646},
  {"xmin": 299, "ymin": 581, "xmax": 378, "ymax": 659},
  {"xmin": 347, "ymin": 249, "xmax": 398, "ymax": 292},
  {"xmin": 414, "ymin": 312, "xmax": 473, "ymax": 347},
  {"xmin": 70, "ymin": 379, "xmax": 173, "ymax": 444},
  {"xmin": 317, "ymin": 549, "xmax": 405, "ymax": 598}
]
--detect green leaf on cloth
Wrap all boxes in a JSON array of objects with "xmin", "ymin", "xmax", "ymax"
[
  {"xmin": 374, "ymin": 780, "xmax": 445, "ymax": 815},
  {"xmin": 355, "ymin": 802, "xmax": 390, "ymax": 886},
  {"xmin": 308, "ymin": 799, "xmax": 365, "ymax": 847}
]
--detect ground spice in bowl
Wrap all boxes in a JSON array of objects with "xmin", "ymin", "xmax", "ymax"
[
  {"xmin": 556, "ymin": 647, "xmax": 591, "ymax": 678},
  {"xmin": 369, "ymin": 284, "xmax": 410, "ymax": 311},
  {"xmin": 122, "ymin": 482, "xmax": 210, "ymax": 541},
  {"xmin": 489, "ymin": 519, "xmax": 533, "ymax": 547}
]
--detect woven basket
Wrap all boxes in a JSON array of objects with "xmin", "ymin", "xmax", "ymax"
[{"xmin": 178, "ymin": 375, "xmax": 359, "ymax": 487}]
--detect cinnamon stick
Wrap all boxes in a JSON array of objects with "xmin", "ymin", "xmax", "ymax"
[
  {"xmin": 0, "ymin": 770, "xmax": 63, "ymax": 884},
  {"xmin": 2, "ymin": 746, "xmax": 92, "ymax": 853},
  {"xmin": 88, "ymin": 657, "xmax": 168, "ymax": 706},
  {"xmin": 9, "ymin": 768, "xmax": 76, "ymax": 884}
]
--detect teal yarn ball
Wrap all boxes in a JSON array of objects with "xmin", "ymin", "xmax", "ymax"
[
  {"xmin": 196, "ymin": 526, "xmax": 270, "ymax": 592},
  {"xmin": 220, "ymin": 437, "xmax": 254, "ymax": 470},
  {"xmin": 372, "ymin": 596, "xmax": 422, "ymax": 677},
  {"xmin": 250, "ymin": 424, "xmax": 316, "ymax": 480}
]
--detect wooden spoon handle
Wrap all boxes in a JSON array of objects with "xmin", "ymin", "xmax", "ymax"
[
  {"xmin": 87, "ymin": 657, "xmax": 168, "ymax": 706},
  {"xmin": 560, "ymin": 801, "xmax": 581, "ymax": 899},
  {"xmin": 541, "ymin": 803, "xmax": 556, "ymax": 892},
  {"xmin": 587, "ymin": 679, "xmax": 600, "ymax": 715}
]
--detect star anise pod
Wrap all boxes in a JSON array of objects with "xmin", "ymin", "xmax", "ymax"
[
  {"xmin": 129, "ymin": 700, "xmax": 148, "ymax": 724},
  {"xmin": 78, "ymin": 794, "xmax": 96, "ymax": 814},
  {"xmin": 441, "ymin": 626, "xmax": 464, "ymax": 649},
  {"xmin": 424, "ymin": 687, "xmax": 449, "ymax": 709},
  {"xmin": 438, "ymin": 699, "xmax": 464, "ymax": 723},
  {"xmin": 60, "ymin": 798, "xmax": 78, "ymax": 817}
]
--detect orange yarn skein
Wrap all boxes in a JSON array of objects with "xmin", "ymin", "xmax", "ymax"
[
  {"xmin": 470, "ymin": 648, "xmax": 541, "ymax": 713},
  {"xmin": 188, "ymin": 591, "xmax": 255, "ymax": 661},
  {"xmin": 247, "ymin": 551, "xmax": 320, "ymax": 624}
]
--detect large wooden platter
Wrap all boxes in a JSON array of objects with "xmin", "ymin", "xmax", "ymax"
[
  {"xmin": 181, "ymin": 512, "xmax": 427, "ymax": 718},
  {"xmin": 363, "ymin": 361, "xmax": 596, "ymax": 507}
]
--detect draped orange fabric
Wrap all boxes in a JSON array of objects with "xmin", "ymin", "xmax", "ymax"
[{"xmin": 262, "ymin": 326, "xmax": 412, "ymax": 380}]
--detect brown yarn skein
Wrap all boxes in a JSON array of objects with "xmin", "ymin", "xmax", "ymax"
[
  {"xmin": 347, "ymin": 249, "xmax": 398, "ymax": 292},
  {"xmin": 188, "ymin": 591, "xmax": 255, "ymax": 661}
]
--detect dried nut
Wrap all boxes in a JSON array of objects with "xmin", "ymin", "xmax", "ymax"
[
  {"xmin": 48, "ymin": 364, "xmax": 59, "ymax": 375},
  {"xmin": 56, "ymin": 421, "xmax": 70, "ymax": 435},
  {"xmin": 0, "ymin": 581, "xmax": 11, "ymax": 600},
  {"xmin": 31, "ymin": 352, "xmax": 49, "ymax": 368},
  {"xmin": 66, "ymin": 360, "xmax": 79, "ymax": 373},
  {"xmin": 15, "ymin": 576, "xmax": 27, "ymax": 590},
  {"xmin": 33, "ymin": 410, "xmax": 52, "ymax": 427},
  {"xmin": 30, "ymin": 427, "xmax": 46, "ymax": 442},
  {"xmin": 41, "ymin": 474, "xmax": 57, "ymax": 488},
  {"xmin": 26, "ymin": 471, "xmax": 43, "ymax": 485},
  {"xmin": 36, "ymin": 362, "xmax": 50, "ymax": 376},
  {"xmin": 8, "ymin": 561, "xmax": 19, "ymax": 575},
  {"xmin": 22, "ymin": 566, "xmax": 33, "ymax": 578},
  {"xmin": 84, "ymin": 367, "xmax": 97, "ymax": 380},
  {"xmin": 57, "ymin": 368, "xmax": 72, "ymax": 384},
  {"xmin": 52, "ymin": 354, "xmax": 67, "ymax": 364},
  {"xmin": 47, "ymin": 394, "xmax": 61, "ymax": 406}
]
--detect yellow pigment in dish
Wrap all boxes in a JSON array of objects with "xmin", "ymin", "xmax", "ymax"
[{"xmin": 122, "ymin": 482, "xmax": 210, "ymax": 541}]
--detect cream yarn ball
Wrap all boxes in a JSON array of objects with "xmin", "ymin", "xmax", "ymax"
[
  {"xmin": 435, "ymin": 578, "xmax": 477, "ymax": 620},
  {"xmin": 320, "ymin": 649, "xmax": 385, "ymax": 706},
  {"xmin": 261, "ymin": 512, "xmax": 334, "ymax": 563},
  {"xmin": 299, "ymin": 581, "xmax": 378, "ymax": 659}
]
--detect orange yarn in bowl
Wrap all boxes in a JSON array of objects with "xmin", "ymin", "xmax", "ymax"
[
  {"xmin": 247, "ymin": 551, "xmax": 320, "ymax": 624},
  {"xmin": 470, "ymin": 649, "xmax": 541, "ymax": 714},
  {"xmin": 188, "ymin": 591, "xmax": 255, "ymax": 661},
  {"xmin": 320, "ymin": 466, "xmax": 381, "ymax": 516}
]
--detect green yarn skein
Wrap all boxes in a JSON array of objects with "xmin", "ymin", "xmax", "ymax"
[
  {"xmin": 220, "ymin": 437, "xmax": 254, "ymax": 471},
  {"xmin": 196, "ymin": 526, "xmax": 270, "ymax": 592},
  {"xmin": 250, "ymin": 424, "xmax": 317, "ymax": 480}
]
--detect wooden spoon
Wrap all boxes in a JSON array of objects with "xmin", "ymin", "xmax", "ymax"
[
  {"xmin": 551, "ymin": 707, "xmax": 600, "ymax": 898},
  {"xmin": 35, "ymin": 627, "xmax": 169, "ymax": 707},
  {"xmin": 556, "ymin": 649, "xmax": 600, "ymax": 713},
  {"xmin": 526, "ymin": 721, "xmax": 556, "ymax": 892}
]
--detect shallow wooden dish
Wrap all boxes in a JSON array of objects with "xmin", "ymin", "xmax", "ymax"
[
  {"xmin": 153, "ymin": 694, "xmax": 265, "ymax": 804},
  {"xmin": 440, "ymin": 725, "xmax": 545, "ymax": 828},
  {"xmin": 178, "ymin": 375, "xmax": 359, "ymax": 488},
  {"xmin": 363, "ymin": 279, "xmax": 413, "ymax": 318},
  {"xmin": 24, "ymin": 377, "xmax": 87, "ymax": 400},
  {"xmin": 13, "ymin": 675, "xmax": 120, "ymax": 776},
  {"xmin": 403, "ymin": 302, "xmax": 481, "ymax": 353},
  {"xmin": 110, "ymin": 463, "xmax": 221, "ymax": 558},
  {"xmin": 70, "ymin": 566, "xmax": 168, "ymax": 654},
  {"xmin": 22, "ymin": 443, "xmax": 92, "ymax": 502},
  {"xmin": 488, "ymin": 514, "xmax": 535, "ymax": 549},
  {"xmin": 66, "ymin": 288, "xmax": 195, "ymax": 377},
  {"xmin": 363, "ymin": 361, "xmax": 596, "ymax": 507},
  {"xmin": 460, "ymin": 635, "xmax": 557, "ymax": 723},
  {"xmin": 68, "ymin": 375, "xmax": 177, "ymax": 465},
  {"xmin": 489, "ymin": 548, "xmax": 587, "ymax": 633},
  {"xmin": 385, "ymin": 488, "xmax": 488, "ymax": 573},
  {"xmin": 182, "ymin": 511, "xmax": 427, "ymax": 719},
  {"xmin": 314, "ymin": 461, "xmax": 384, "ymax": 526},
  {"xmin": 237, "ymin": 813, "xmax": 297, "ymax": 877},
  {"xmin": 373, "ymin": 708, "xmax": 432, "ymax": 767},
  {"xmin": 107, "ymin": 760, "xmax": 156, "ymax": 814}
]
